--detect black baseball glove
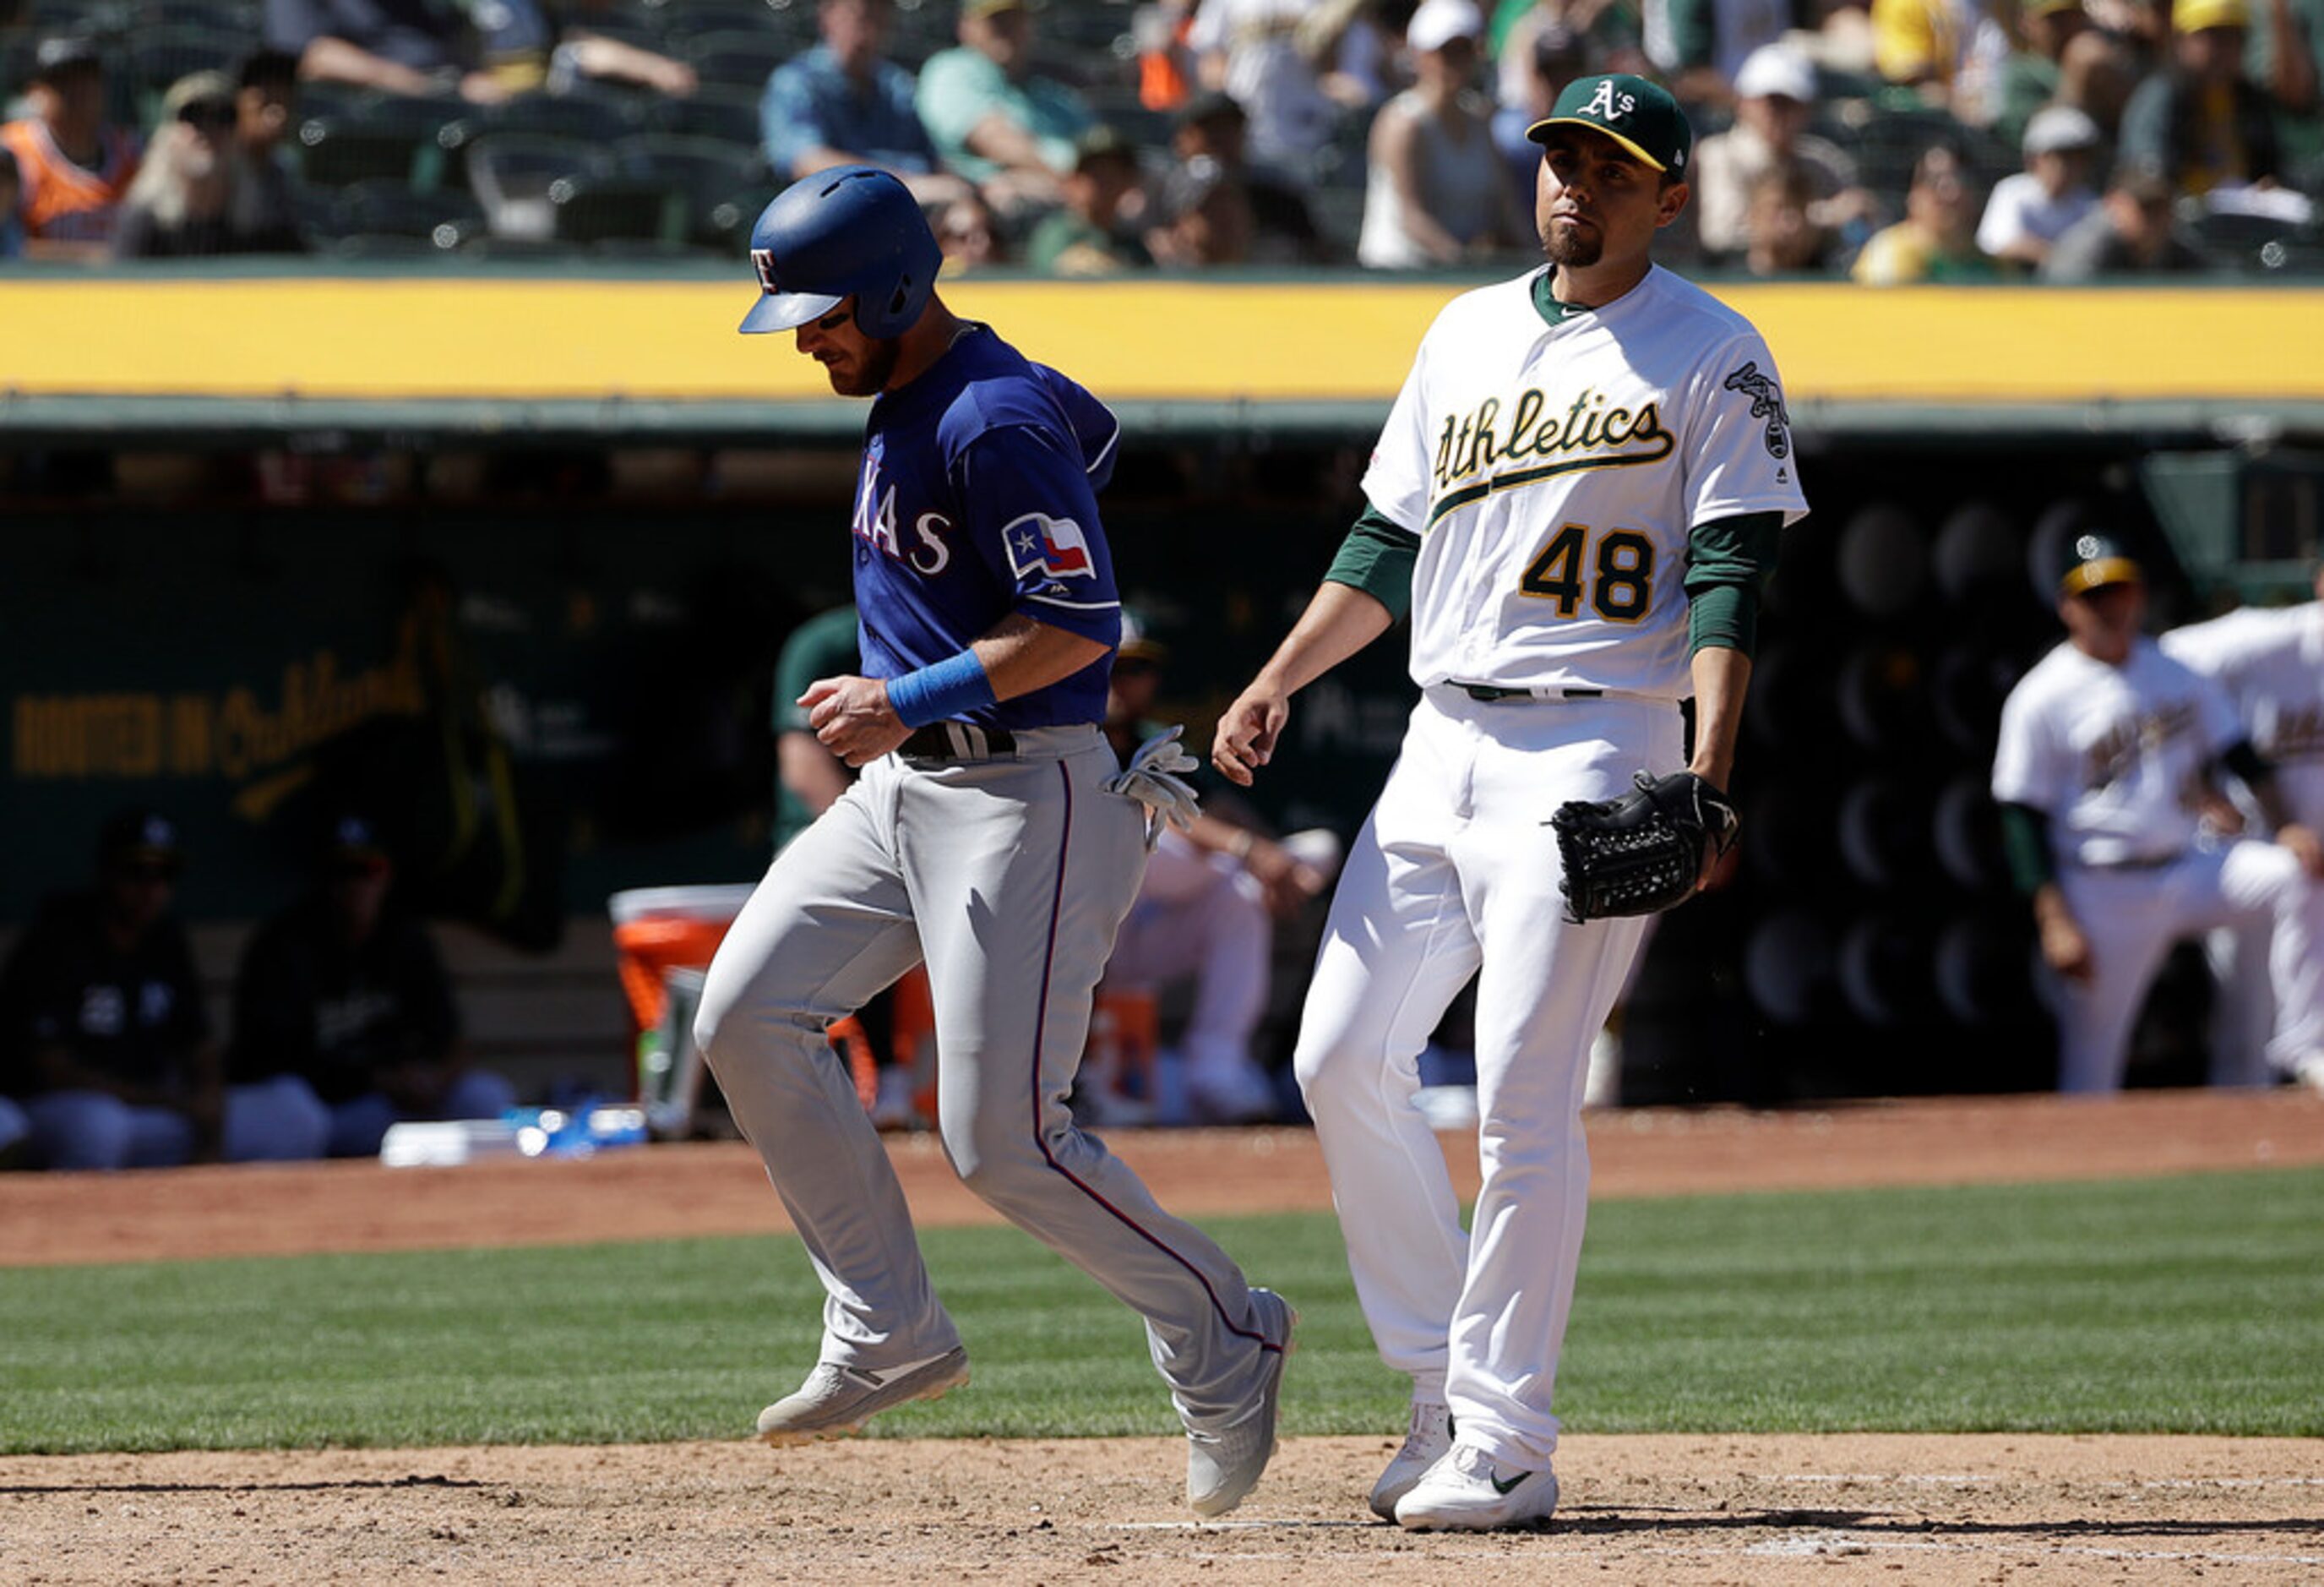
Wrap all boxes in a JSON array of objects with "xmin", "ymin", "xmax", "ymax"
[{"xmin": 1548, "ymin": 771, "xmax": 1740, "ymax": 924}]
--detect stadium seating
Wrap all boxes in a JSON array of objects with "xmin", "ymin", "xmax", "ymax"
[
  {"xmin": 465, "ymin": 133, "xmax": 617, "ymax": 238},
  {"xmin": 678, "ymin": 28, "xmax": 797, "ymax": 90}
]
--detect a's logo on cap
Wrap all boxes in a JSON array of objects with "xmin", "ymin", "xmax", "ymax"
[
  {"xmin": 2073, "ymin": 534, "xmax": 2104, "ymax": 559},
  {"xmin": 1582, "ymin": 78, "xmax": 1635, "ymax": 120},
  {"xmin": 751, "ymin": 248, "xmax": 780, "ymax": 294}
]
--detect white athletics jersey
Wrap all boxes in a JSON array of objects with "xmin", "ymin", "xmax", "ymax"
[
  {"xmin": 1362, "ymin": 265, "xmax": 1810, "ymax": 700},
  {"xmin": 1992, "ymin": 637, "xmax": 2245, "ymax": 866},
  {"xmin": 2162, "ymin": 600, "xmax": 2324, "ymax": 829}
]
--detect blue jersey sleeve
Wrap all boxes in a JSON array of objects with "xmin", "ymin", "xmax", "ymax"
[{"xmin": 952, "ymin": 423, "xmax": 1122, "ymax": 647}]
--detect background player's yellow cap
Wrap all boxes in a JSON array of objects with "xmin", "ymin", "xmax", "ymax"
[
  {"xmin": 2058, "ymin": 533, "xmax": 2143, "ymax": 597},
  {"xmin": 1527, "ymin": 73, "xmax": 1694, "ymax": 173}
]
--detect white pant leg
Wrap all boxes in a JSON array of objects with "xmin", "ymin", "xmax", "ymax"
[
  {"xmin": 694, "ymin": 768, "xmax": 952, "ymax": 1367},
  {"xmin": 2052, "ymin": 867, "xmax": 2185, "ymax": 1093},
  {"xmin": 1108, "ymin": 843, "xmax": 1271, "ymax": 1062},
  {"xmin": 1442, "ymin": 695, "xmax": 1679, "ymax": 1469},
  {"xmin": 2213, "ymin": 839, "xmax": 2324, "ymax": 1072},
  {"xmin": 2202, "ymin": 919, "xmax": 2275, "ymax": 1086},
  {"xmin": 1295, "ymin": 709, "xmax": 1485, "ymax": 1388}
]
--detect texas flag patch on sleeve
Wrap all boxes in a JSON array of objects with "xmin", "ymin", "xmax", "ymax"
[{"xmin": 1002, "ymin": 512, "xmax": 1097, "ymax": 580}]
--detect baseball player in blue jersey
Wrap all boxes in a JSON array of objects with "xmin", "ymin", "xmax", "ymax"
[{"xmin": 694, "ymin": 166, "xmax": 1293, "ymax": 1518}]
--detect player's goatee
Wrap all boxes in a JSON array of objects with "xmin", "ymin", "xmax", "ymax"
[
  {"xmin": 830, "ymin": 338, "xmax": 903, "ymax": 396},
  {"xmin": 1542, "ymin": 219, "xmax": 1601, "ymax": 268}
]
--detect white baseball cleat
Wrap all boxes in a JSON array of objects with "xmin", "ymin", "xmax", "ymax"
[
  {"xmin": 1185, "ymin": 1288, "xmax": 1296, "ymax": 1517},
  {"xmin": 1393, "ymin": 1442, "xmax": 1560, "ymax": 1531},
  {"xmin": 755, "ymin": 1346, "xmax": 969, "ymax": 1445},
  {"xmin": 1367, "ymin": 1399, "xmax": 1454, "ymax": 1521}
]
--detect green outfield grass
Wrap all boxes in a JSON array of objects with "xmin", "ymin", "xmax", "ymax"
[{"xmin": 3, "ymin": 1165, "xmax": 2319, "ymax": 1454}]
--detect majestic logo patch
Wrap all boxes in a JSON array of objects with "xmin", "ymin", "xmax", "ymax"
[
  {"xmin": 1723, "ymin": 361, "xmax": 1790, "ymax": 460},
  {"xmin": 1004, "ymin": 513, "xmax": 1097, "ymax": 580}
]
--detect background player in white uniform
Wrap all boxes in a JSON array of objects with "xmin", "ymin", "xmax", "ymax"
[
  {"xmin": 695, "ymin": 167, "xmax": 1292, "ymax": 1519},
  {"xmin": 1215, "ymin": 74, "xmax": 1806, "ymax": 1531},
  {"xmin": 1992, "ymin": 538, "xmax": 2324, "ymax": 1093},
  {"xmin": 2160, "ymin": 562, "xmax": 2324, "ymax": 1088}
]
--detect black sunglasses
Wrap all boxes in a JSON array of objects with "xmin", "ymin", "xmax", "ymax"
[{"xmin": 178, "ymin": 99, "xmax": 235, "ymax": 130}]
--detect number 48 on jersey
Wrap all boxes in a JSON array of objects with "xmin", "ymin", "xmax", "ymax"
[{"xmin": 1521, "ymin": 522, "xmax": 1654, "ymax": 623}]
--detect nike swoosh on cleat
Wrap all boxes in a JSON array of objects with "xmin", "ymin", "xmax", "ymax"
[{"xmin": 1489, "ymin": 1470, "xmax": 1529, "ymax": 1496}]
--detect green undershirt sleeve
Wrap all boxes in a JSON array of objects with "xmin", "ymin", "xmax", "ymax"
[
  {"xmin": 1997, "ymin": 801, "xmax": 2058, "ymax": 896},
  {"xmin": 1683, "ymin": 510, "xmax": 1783, "ymax": 657},
  {"xmin": 1324, "ymin": 503, "xmax": 1422, "ymax": 622}
]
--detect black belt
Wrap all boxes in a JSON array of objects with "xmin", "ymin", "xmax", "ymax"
[
  {"xmin": 898, "ymin": 723, "xmax": 1016, "ymax": 762},
  {"xmin": 1457, "ymin": 683, "xmax": 1603, "ymax": 702}
]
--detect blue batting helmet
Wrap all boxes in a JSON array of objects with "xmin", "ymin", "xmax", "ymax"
[{"xmin": 739, "ymin": 166, "xmax": 942, "ymax": 339}]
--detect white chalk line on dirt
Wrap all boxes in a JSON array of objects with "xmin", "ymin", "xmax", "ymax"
[
  {"xmin": 1742, "ymin": 1531, "xmax": 2324, "ymax": 1567},
  {"xmin": 1772, "ymin": 1473, "xmax": 2324, "ymax": 1490}
]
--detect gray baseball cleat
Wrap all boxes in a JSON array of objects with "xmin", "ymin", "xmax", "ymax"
[
  {"xmin": 755, "ymin": 1346, "xmax": 970, "ymax": 1445},
  {"xmin": 1186, "ymin": 1288, "xmax": 1296, "ymax": 1518},
  {"xmin": 1368, "ymin": 1398, "xmax": 1454, "ymax": 1521}
]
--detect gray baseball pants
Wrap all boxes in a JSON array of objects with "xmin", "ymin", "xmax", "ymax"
[{"xmin": 695, "ymin": 724, "xmax": 1276, "ymax": 1426}]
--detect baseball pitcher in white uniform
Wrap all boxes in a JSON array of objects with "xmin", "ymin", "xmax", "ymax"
[
  {"xmin": 1214, "ymin": 74, "xmax": 1806, "ymax": 1531},
  {"xmin": 1992, "ymin": 538, "xmax": 2324, "ymax": 1093},
  {"xmin": 2160, "ymin": 563, "xmax": 2324, "ymax": 1088}
]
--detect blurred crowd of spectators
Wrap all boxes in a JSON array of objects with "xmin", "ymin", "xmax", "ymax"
[{"xmin": 3, "ymin": 0, "xmax": 2322, "ymax": 276}]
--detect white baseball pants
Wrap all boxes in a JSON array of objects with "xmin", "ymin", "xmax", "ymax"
[
  {"xmin": 1104, "ymin": 829, "xmax": 1272, "ymax": 1080},
  {"xmin": 694, "ymin": 726, "xmax": 1282, "ymax": 1426},
  {"xmin": 1295, "ymin": 689, "xmax": 1682, "ymax": 1470},
  {"xmin": 2052, "ymin": 839, "xmax": 2324, "ymax": 1093}
]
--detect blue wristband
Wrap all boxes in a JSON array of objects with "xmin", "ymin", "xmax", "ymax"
[{"xmin": 885, "ymin": 649, "xmax": 996, "ymax": 729}]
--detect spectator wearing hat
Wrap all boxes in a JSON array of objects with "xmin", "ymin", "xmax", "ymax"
[
  {"xmin": 1166, "ymin": 89, "xmax": 1329, "ymax": 262},
  {"xmin": 264, "ymin": 0, "xmax": 511, "ymax": 104},
  {"xmin": 2039, "ymin": 164, "xmax": 2209, "ymax": 275},
  {"xmin": 1358, "ymin": 0, "xmax": 1527, "ymax": 269},
  {"xmin": 112, "ymin": 72, "xmax": 308, "ymax": 261},
  {"xmin": 231, "ymin": 815, "xmax": 515, "ymax": 1159},
  {"xmin": 0, "ymin": 810, "xmax": 329, "ymax": 1170},
  {"xmin": 1029, "ymin": 125, "xmax": 1154, "ymax": 275},
  {"xmin": 762, "ymin": 0, "xmax": 969, "ymax": 206},
  {"xmin": 1687, "ymin": 44, "xmax": 1875, "ymax": 261},
  {"xmin": 916, "ymin": 0, "xmax": 1096, "ymax": 213},
  {"xmin": 0, "ymin": 35, "xmax": 142, "ymax": 259},
  {"xmin": 2118, "ymin": 0, "xmax": 2283, "ymax": 195},
  {"xmin": 1870, "ymin": 0, "xmax": 2016, "ymax": 123},
  {"xmin": 1975, "ymin": 103, "xmax": 2104, "ymax": 267},
  {"xmin": 1852, "ymin": 140, "xmax": 2004, "ymax": 281}
]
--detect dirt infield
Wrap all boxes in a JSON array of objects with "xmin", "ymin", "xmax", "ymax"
[{"xmin": 4, "ymin": 1089, "xmax": 2322, "ymax": 1584}]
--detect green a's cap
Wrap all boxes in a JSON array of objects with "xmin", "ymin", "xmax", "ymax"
[{"xmin": 1527, "ymin": 73, "xmax": 1693, "ymax": 174}]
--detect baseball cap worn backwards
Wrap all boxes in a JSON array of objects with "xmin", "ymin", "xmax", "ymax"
[
  {"xmin": 1528, "ymin": 73, "xmax": 1693, "ymax": 174},
  {"xmin": 2060, "ymin": 533, "xmax": 2142, "ymax": 597}
]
